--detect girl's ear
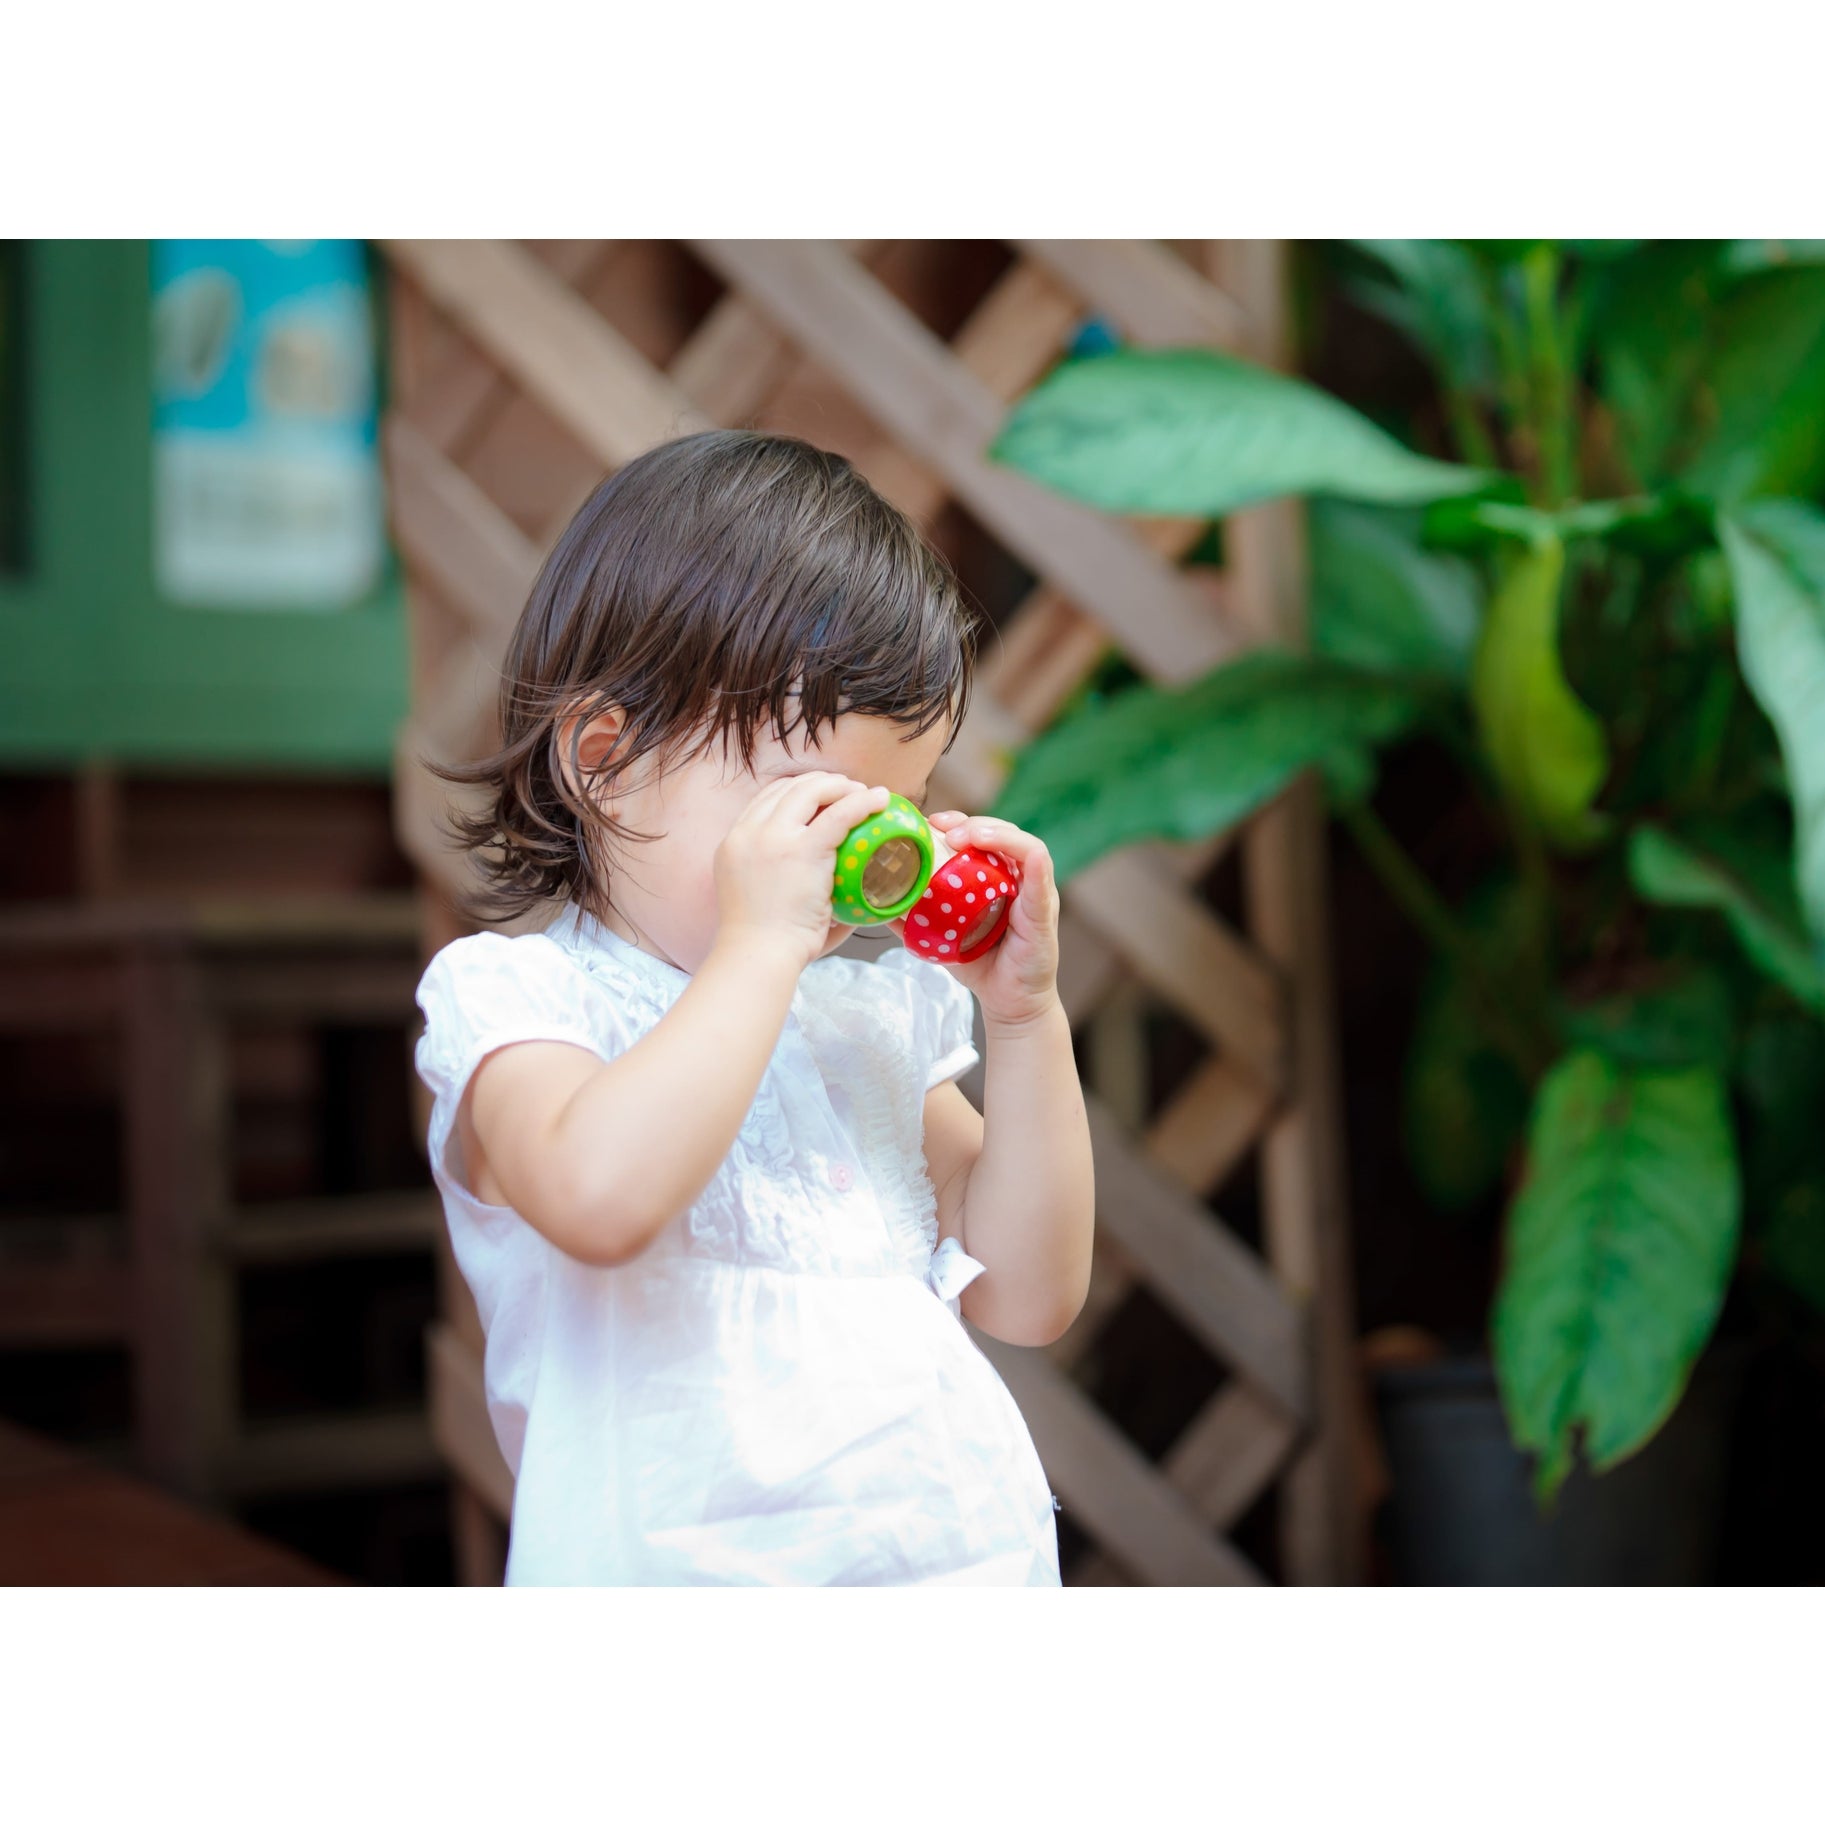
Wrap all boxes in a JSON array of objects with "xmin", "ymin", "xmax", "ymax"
[{"xmin": 555, "ymin": 700, "xmax": 627, "ymax": 816}]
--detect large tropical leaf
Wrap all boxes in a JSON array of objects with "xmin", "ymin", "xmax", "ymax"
[
  {"xmin": 986, "ymin": 649, "xmax": 1422, "ymax": 882},
  {"xmin": 1493, "ymin": 1050, "xmax": 1742, "ymax": 1502},
  {"xmin": 988, "ymin": 347, "xmax": 1487, "ymax": 519},
  {"xmin": 1629, "ymin": 825, "xmax": 1825, "ymax": 1014},
  {"xmin": 1721, "ymin": 499, "xmax": 1825, "ymax": 950},
  {"xmin": 1470, "ymin": 533, "xmax": 1610, "ymax": 850},
  {"xmin": 1309, "ymin": 500, "xmax": 1481, "ymax": 684}
]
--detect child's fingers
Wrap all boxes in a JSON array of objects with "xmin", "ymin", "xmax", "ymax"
[{"xmin": 935, "ymin": 815, "xmax": 1050, "ymax": 881}]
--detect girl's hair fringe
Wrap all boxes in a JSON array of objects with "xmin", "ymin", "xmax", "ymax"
[{"xmin": 420, "ymin": 428, "xmax": 980, "ymax": 929}]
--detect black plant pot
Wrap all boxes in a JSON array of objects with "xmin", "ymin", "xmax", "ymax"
[{"xmin": 1372, "ymin": 1345, "xmax": 1749, "ymax": 1585}]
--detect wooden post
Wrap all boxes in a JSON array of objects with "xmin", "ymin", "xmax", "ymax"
[
  {"xmin": 125, "ymin": 937, "xmax": 237, "ymax": 1500},
  {"xmin": 1205, "ymin": 240, "xmax": 1365, "ymax": 1584}
]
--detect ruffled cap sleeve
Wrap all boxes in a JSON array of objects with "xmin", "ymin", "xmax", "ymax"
[
  {"xmin": 413, "ymin": 931, "xmax": 629, "ymax": 1202},
  {"xmin": 870, "ymin": 946, "xmax": 981, "ymax": 1092}
]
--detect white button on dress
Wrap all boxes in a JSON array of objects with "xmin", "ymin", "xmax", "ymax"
[{"xmin": 413, "ymin": 900, "xmax": 1062, "ymax": 1586}]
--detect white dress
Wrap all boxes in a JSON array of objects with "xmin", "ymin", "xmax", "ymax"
[{"xmin": 413, "ymin": 899, "xmax": 1063, "ymax": 1586}]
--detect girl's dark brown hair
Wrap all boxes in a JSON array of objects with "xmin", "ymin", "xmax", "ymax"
[{"xmin": 424, "ymin": 428, "xmax": 981, "ymax": 927}]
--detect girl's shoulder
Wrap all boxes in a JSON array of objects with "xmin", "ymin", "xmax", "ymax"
[{"xmin": 413, "ymin": 920, "xmax": 648, "ymax": 1107}]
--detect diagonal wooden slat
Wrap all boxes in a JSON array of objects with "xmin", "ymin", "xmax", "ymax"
[
  {"xmin": 1015, "ymin": 240, "xmax": 1250, "ymax": 351},
  {"xmin": 1069, "ymin": 851, "xmax": 1286, "ymax": 1096},
  {"xmin": 1145, "ymin": 1055, "xmax": 1277, "ymax": 1196},
  {"xmin": 386, "ymin": 418, "xmax": 542, "ymax": 647},
  {"xmin": 1069, "ymin": 1380, "xmax": 1302, "ymax": 1585},
  {"xmin": 688, "ymin": 240, "xmax": 1236, "ymax": 684},
  {"xmin": 1170, "ymin": 1380, "xmax": 1304, "ymax": 1529},
  {"xmin": 853, "ymin": 257, "xmax": 1085, "ymax": 526},
  {"xmin": 973, "ymin": 1332, "xmax": 1264, "ymax": 1586},
  {"xmin": 1083, "ymin": 1097, "xmax": 1309, "ymax": 1422},
  {"xmin": 668, "ymin": 238, "xmax": 891, "ymax": 428},
  {"xmin": 382, "ymin": 240, "xmax": 714, "ymax": 471},
  {"xmin": 410, "ymin": 241, "xmax": 617, "ymax": 459}
]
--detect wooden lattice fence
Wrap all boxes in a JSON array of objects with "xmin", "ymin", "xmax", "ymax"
[{"xmin": 383, "ymin": 239, "xmax": 1365, "ymax": 1586}]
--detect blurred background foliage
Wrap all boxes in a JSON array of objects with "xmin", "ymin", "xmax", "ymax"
[{"xmin": 989, "ymin": 239, "xmax": 1825, "ymax": 1508}]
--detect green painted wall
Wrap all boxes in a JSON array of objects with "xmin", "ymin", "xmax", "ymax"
[{"xmin": 0, "ymin": 241, "xmax": 407, "ymax": 777}]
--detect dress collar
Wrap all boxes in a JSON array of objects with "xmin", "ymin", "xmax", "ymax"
[
  {"xmin": 543, "ymin": 900, "xmax": 692, "ymax": 993},
  {"xmin": 543, "ymin": 900, "xmax": 851, "ymax": 1031}
]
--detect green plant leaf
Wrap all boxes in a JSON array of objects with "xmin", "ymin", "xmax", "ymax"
[
  {"xmin": 1459, "ymin": 239, "xmax": 1551, "ymax": 266},
  {"xmin": 1561, "ymin": 241, "xmax": 1645, "ymax": 264},
  {"xmin": 1720, "ymin": 240, "xmax": 1825, "ymax": 278},
  {"xmin": 1628, "ymin": 825, "xmax": 1825, "ymax": 1014},
  {"xmin": 1342, "ymin": 239, "xmax": 1496, "ymax": 398},
  {"xmin": 1720, "ymin": 499, "xmax": 1825, "ymax": 950},
  {"xmin": 1469, "ymin": 532, "xmax": 1610, "ymax": 850},
  {"xmin": 1683, "ymin": 267, "xmax": 1825, "ymax": 506},
  {"xmin": 1559, "ymin": 968, "xmax": 1738, "ymax": 1070},
  {"xmin": 988, "ymin": 347, "xmax": 1488, "ymax": 519},
  {"xmin": 1309, "ymin": 501, "xmax": 1480, "ymax": 684},
  {"xmin": 986, "ymin": 650, "xmax": 1422, "ymax": 882},
  {"xmin": 1403, "ymin": 876, "xmax": 1536, "ymax": 1212},
  {"xmin": 1586, "ymin": 242, "xmax": 1726, "ymax": 488},
  {"xmin": 1492, "ymin": 1050, "xmax": 1742, "ymax": 1503}
]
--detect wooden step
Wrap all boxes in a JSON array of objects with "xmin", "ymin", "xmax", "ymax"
[
  {"xmin": 0, "ymin": 1214, "xmax": 131, "ymax": 1345},
  {"xmin": 220, "ymin": 1407, "xmax": 440, "ymax": 1500},
  {"xmin": 217, "ymin": 1190, "xmax": 442, "ymax": 1263}
]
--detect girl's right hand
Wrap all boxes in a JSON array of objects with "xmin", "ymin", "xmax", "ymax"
[{"xmin": 714, "ymin": 772, "xmax": 890, "ymax": 970}]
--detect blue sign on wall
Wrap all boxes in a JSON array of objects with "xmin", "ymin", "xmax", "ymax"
[{"xmin": 151, "ymin": 240, "xmax": 384, "ymax": 610}]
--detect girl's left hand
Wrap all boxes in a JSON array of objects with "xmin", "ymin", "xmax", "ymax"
[{"xmin": 889, "ymin": 812, "xmax": 1061, "ymax": 1029}]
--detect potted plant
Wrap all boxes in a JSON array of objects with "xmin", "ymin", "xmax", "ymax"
[{"xmin": 985, "ymin": 240, "xmax": 1825, "ymax": 1579}]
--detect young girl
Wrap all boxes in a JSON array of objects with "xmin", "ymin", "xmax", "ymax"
[{"xmin": 413, "ymin": 428, "xmax": 1095, "ymax": 1585}]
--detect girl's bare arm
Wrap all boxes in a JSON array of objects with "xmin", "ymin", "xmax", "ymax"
[{"xmin": 461, "ymin": 926, "xmax": 805, "ymax": 1267}]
